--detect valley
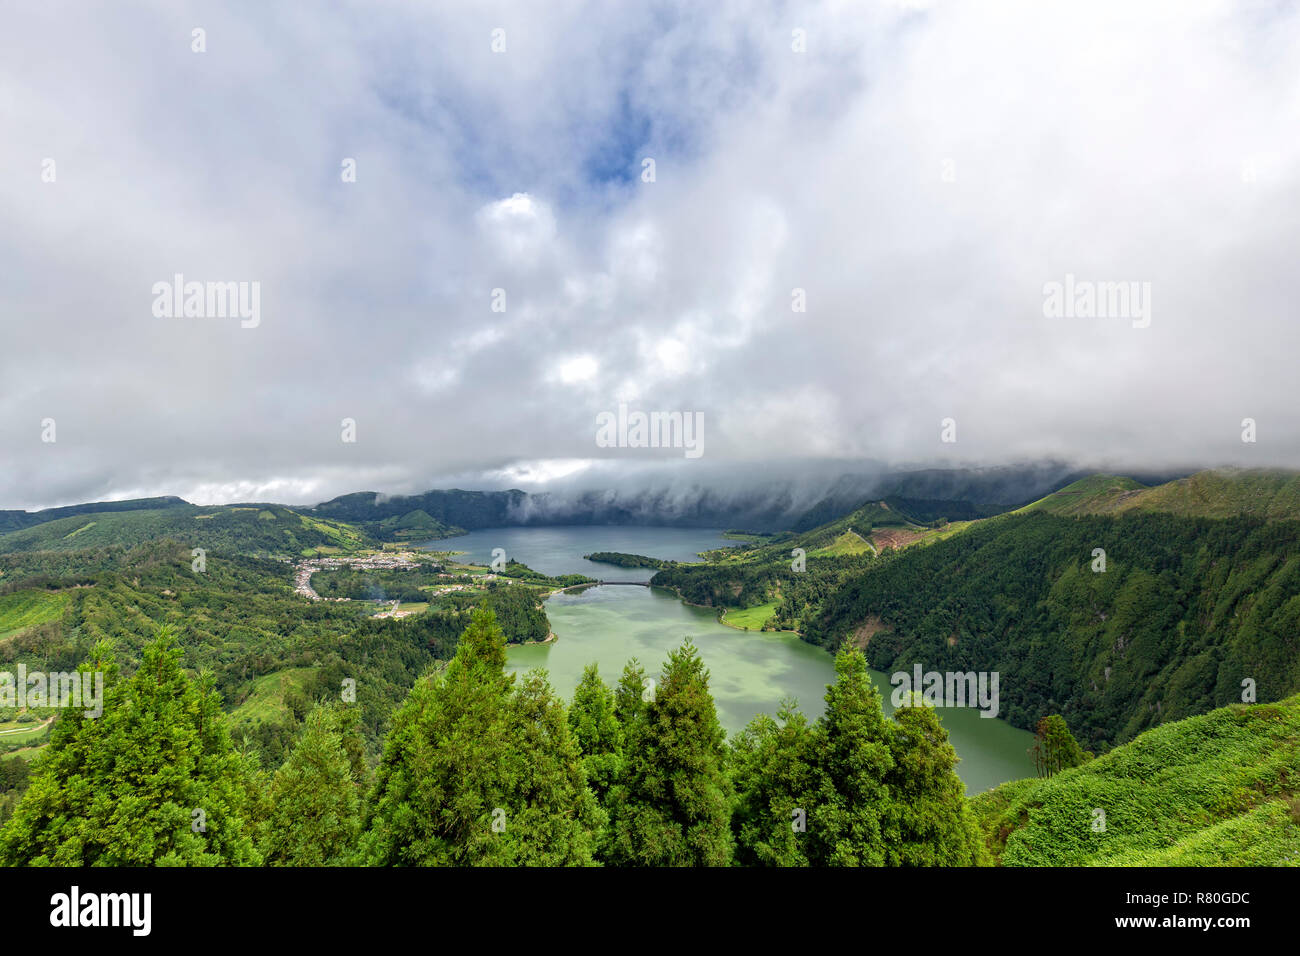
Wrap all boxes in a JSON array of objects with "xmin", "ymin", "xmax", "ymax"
[
  {"xmin": 6, "ymin": 0, "xmax": 1294, "ymax": 920},
  {"xmin": 0, "ymin": 467, "xmax": 1297, "ymax": 865}
]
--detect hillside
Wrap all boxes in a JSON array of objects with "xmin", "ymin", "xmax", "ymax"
[
  {"xmin": 0, "ymin": 590, "xmax": 70, "ymax": 641},
  {"xmin": 973, "ymin": 695, "xmax": 1300, "ymax": 866},
  {"xmin": 649, "ymin": 499, "xmax": 954, "ymax": 633},
  {"xmin": 1021, "ymin": 468, "xmax": 1300, "ymax": 520},
  {"xmin": 0, "ymin": 540, "xmax": 491, "ymax": 766},
  {"xmin": 0, "ymin": 529, "xmax": 582, "ymax": 769},
  {"xmin": 1016, "ymin": 474, "xmax": 1148, "ymax": 515},
  {"xmin": 804, "ymin": 508, "xmax": 1300, "ymax": 747},
  {"xmin": 0, "ymin": 496, "xmax": 189, "ymax": 535},
  {"xmin": 0, "ymin": 504, "xmax": 371, "ymax": 557},
  {"xmin": 311, "ymin": 488, "xmax": 523, "ymax": 535},
  {"xmin": 375, "ymin": 508, "xmax": 461, "ymax": 539}
]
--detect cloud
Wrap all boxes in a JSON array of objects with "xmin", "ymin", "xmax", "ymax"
[
  {"xmin": 476, "ymin": 192, "xmax": 558, "ymax": 269},
  {"xmin": 550, "ymin": 354, "xmax": 600, "ymax": 386},
  {"xmin": 1, "ymin": 0, "xmax": 1298, "ymax": 509}
]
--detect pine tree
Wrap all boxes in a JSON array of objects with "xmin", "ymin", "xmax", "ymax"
[
  {"xmin": 883, "ymin": 696, "xmax": 983, "ymax": 865},
  {"xmin": 362, "ymin": 608, "xmax": 600, "ymax": 865},
  {"xmin": 0, "ymin": 628, "xmax": 259, "ymax": 866},
  {"xmin": 605, "ymin": 639, "xmax": 733, "ymax": 866},
  {"xmin": 614, "ymin": 658, "xmax": 649, "ymax": 727},
  {"xmin": 258, "ymin": 705, "xmax": 364, "ymax": 866},
  {"xmin": 1030, "ymin": 714, "xmax": 1090, "ymax": 777},
  {"xmin": 730, "ymin": 701, "xmax": 818, "ymax": 866},
  {"xmin": 569, "ymin": 663, "xmax": 621, "ymax": 799},
  {"xmin": 501, "ymin": 671, "xmax": 604, "ymax": 865},
  {"xmin": 805, "ymin": 647, "xmax": 895, "ymax": 866}
]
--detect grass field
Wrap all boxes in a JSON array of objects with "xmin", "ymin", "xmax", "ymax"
[
  {"xmin": 0, "ymin": 718, "xmax": 52, "ymax": 750},
  {"xmin": 720, "ymin": 602, "xmax": 780, "ymax": 630},
  {"xmin": 228, "ymin": 667, "xmax": 319, "ymax": 730},
  {"xmin": 810, "ymin": 530, "xmax": 877, "ymax": 558},
  {"xmin": 924, "ymin": 519, "xmax": 976, "ymax": 541},
  {"xmin": 296, "ymin": 514, "xmax": 369, "ymax": 550},
  {"xmin": 0, "ymin": 590, "xmax": 71, "ymax": 641}
]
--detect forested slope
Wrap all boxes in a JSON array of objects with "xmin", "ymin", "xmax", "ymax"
[
  {"xmin": 804, "ymin": 511, "xmax": 1300, "ymax": 747},
  {"xmin": 0, "ymin": 504, "xmax": 371, "ymax": 556},
  {"xmin": 0, "ymin": 540, "xmax": 552, "ymax": 766},
  {"xmin": 1021, "ymin": 468, "xmax": 1300, "ymax": 520},
  {"xmin": 650, "ymin": 498, "xmax": 938, "ymax": 629}
]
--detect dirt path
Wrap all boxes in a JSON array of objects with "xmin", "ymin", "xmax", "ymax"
[
  {"xmin": 0, "ymin": 716, "xmax": 54, "ymax": 736},
  {"xmin": 845, "ymin": 528, "xmax": 878, "ymax": 554}
]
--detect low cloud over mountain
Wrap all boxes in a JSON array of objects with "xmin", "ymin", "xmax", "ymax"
[{"xmin": 3, "ymin": 1, "xmax": 1298, "ymax": 509}]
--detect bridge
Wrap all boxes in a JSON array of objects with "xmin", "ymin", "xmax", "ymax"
[{"xmin": 560, "ymin": 579, "xmax": 651, "ymax": 591}]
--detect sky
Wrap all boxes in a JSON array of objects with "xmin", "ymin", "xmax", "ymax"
[{"xmin": 2, "ymin": 0, "xmax": 1299, "ymax": 511}]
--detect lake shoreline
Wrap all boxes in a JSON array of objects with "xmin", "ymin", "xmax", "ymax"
[{"xmin": 654, "ymin": 583, "xmax": 804, "ymax": 637}]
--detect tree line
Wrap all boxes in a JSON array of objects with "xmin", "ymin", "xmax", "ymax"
[{"xmin": 0, "ymin": 611, "xmax": 984, "ymax": 867}]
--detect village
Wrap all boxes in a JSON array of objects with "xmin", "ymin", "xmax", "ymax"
[{"xmin": 291, "ymin": 550, "xmax": 499, "ymax": 616}]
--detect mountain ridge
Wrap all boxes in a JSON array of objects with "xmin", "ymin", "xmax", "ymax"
[{"xmin": 1020, "ymin": 468, "xmax": 1300, "ymax": 520}]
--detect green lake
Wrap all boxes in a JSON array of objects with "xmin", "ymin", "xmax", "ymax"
[{"xmin": 433, "ymin": 526, "xmax": 1036, "ymax": 793}]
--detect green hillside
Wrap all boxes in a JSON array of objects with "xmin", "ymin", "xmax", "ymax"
[
  {"xmin": 646, "ymin": 470, "xmax": 1300, "ymax": 747},
  {"xmin": 1016, "ymin": 474, "xmax": 1147, "ymax": 515},
  {"xmin": 650, "ymin": 497, "xmax": 971, "ymax": 631},
  {"xmin": 0, "ymin": 504, "xmax": 372, "ymax": 557},
  {"xmin": 311, "ymin": 488, "xmax": 517, "ymax": 538},
  {"xmin": 810, "ymin": 530, "xmax": 877, "ymax": 558},
  {"xmin": 0, "ymin": 496, "xmax": 189, "ymax": 535},
  {"xmin": 1122, "ymin": 469, "xmax": 1300, "ymax": 519},
  {"xmin": 375, "ymin": 509, "xmax": 461, "ymax": 539},
  {"xmin": 804, "ymin": 508, "xmax": 1300, "ymax": 747},
  {"xmin": 0, "ymin": 590, "xmax": 70, "ymax": 641},
  {"xmin": 974, "ymin": 695, "xmax": 1300, "ymax": 866},
  {"xmin": 0, "ymin": 543, "xmax": 461, "ymax": 768},
  {"xmin": 228, "ymin": 667, "xmax": 321, "ymax": 734},
  {"xmin": 0, "ymin": 536, "xmax": 566, "ymax": 768},
  {"xmin": 1021, "ymin": 468, "xmax": 1300, "ymax": 520}
]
